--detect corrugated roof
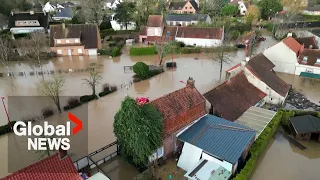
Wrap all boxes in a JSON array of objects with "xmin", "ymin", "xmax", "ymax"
[
  {"xmin": 246, "ymin": 53, "xmax": 291, "ymax": 97},
  {"xmin": 3, "ymin": 153, "xmax": 82, "ymax": 180},
  {"xmin": 178, "ymin": 114, "xmax": 256, "ymax": 164},
  {"xmin": 151, "ymin": 85, "xmax": 206, "ymax": 138},
  {"xmin": 203, "ymin": 72, "xmax": 266, "ymax": 121},
  {"xmin": 165, "ymin": 14, "xmax": 208, "ymax": 22},
  {"xmin": 290, "ymin": 115, "xmax": 320, "ymax": 134}
]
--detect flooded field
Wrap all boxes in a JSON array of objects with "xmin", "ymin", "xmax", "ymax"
[
  {"xmin": 251, "ymin": 133, "xmax": 320, "ymax": 180},
  {"xmin": 2, "ymin": 36, "xmax": 318, "ymax": 180}
]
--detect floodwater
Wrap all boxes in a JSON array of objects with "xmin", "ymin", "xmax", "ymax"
[
  {"xmin": 251, "ymin": 133, "xmax": 320, "ymax": 180},
  {"xmin": 0, "ymin": 36, "xmax": 283, "ymax": 179}
]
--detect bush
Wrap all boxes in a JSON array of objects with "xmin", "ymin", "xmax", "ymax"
[
  {"xmin": 99, "ymin": 91, "xmax": 111, "ymax": 97},
  {"xmin": 149, "ymin": 69, "xmax": 164, "ymax": 76},
  {"xmin": 133, "ymin": 77, "xmax": 141, "ymax": 83},
  {"xmin": 102, "ymin": 83, "xmax": 110, "ymax": 92},
  {"xmin": 63, "ymin": 97, "xmax": 82, "ymax": 111},
  {"xmin": 111, "ymin": 47, "xmax": 121, "ymax": 57},
  {"xmin": 230, "ymin": 30, "xmax": 241, "ymax": 40},
  {"xmin": 41, "ymin": 107, "xmax": 54, "ymax": 118},
  {"xmin": 110, "ymin": 85, "xmax": 117, "ymax": 92},
  {"xmin": 101, "ymin": 29, "xmax": 115, "ymax": 39},
  {"xmin": 133, "ymin": 62, "xmax": 150, "ymax": 79},
  {"xmin": 0, "ymin": 121, "xmax": 17, "ymax": 136},
  {"xmin": 130, "ymin": 47, "xmax": 157, "ymax": 56},
  {"xmin": 267, "ymin": 23, "xmax": 273, "ymax": 32},
  {"xmin": 179, "ymin": 47, "xmax": 201, "ymax": 54},
  {"xmin": 233, "ymin": 111, "xmax": 283, "ymax": 180},
  {"xmin": 113, "ymin": 37, "xmax": 124, "ymax": 42},
  {"xmin": 80, "ymin": 95, "xmax": 98, "ymax": 103},
  {"xmin": 100, "ymin": 20, "xmax": 112, "ymax": 30},
  {"xmin": 98, "ymin": 49, "xmax": 111, "ymax": 55}
]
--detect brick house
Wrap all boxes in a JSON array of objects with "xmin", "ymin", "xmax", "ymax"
[
  {"xmin": 49, "ymin": 24, "xmax": 102, "ymax": 56},
  {"xmin": 3, "ymin": 152, "xmax": 82, "ymax": 180},
  {"xmin": 290, "ymin": 115, "xmax": 320, "ymax": 143},
  {"xmin": 168, "ymin": 0, "xmax": 199, "ymax": 14},
  {"xmin": 150, "ymin": 78, "xmax": 206, "ymax": 159}
]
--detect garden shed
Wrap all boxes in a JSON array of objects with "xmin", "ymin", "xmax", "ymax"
[{"xmin": 290, "ymin": 115, "xmax": 320, "ymax": 142}]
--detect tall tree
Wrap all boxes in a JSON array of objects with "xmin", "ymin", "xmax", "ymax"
[
  {"xmin": 156, "ymin": 0, "xmax": 167, "ymax": 15},
  {"xmin": 113, "ymin": 96, "xmax": 163, "ymax": 167},
  {"xmin": 135, "ymin": 0, "xmax": 156, "ymax": 26},
  {"xmin": 38, "ymin": 75, "xmax": 65, "ymax": 113},
  {"xmin": 207, "ymin": 30, "xmax": 235, "ymax": 80},
  {"xmin": 154, "ymin": 41, "xmax": 175, "ymax": 65},
  {"xmin": 0, "ymin": 39, "xmax": 14, "ymax": 74},
  {"xmin": 81, "ymin": 0, "xmax": 104, "ymax": 23},
  {"xmin": 25, "ymin": 31, "xmax": 48, "ymax": 79},
  {"xmin": 221, "ymin": 5, "xmax": 238, "ymax": 16},
  {"xmin": 115, "ymin": 2, "xmax": 136, "ymax": 30},
  {"xmin": 245, "ymin": 5, "xmax": 261, "ymax": 24},
  {"xmin": 83, "ymin": 63, "xmax": 103, "ymax": 96},
  {"xmin": 258, "ymin": 0, "xmax": 283, "ymax": 20}
]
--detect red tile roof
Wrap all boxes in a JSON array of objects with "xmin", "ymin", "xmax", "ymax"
[
  {"xmin": 176, "ymin": 27, "xmax": 223, "ymax": 39},
  {"xmin": 246, "ymin": 53, "xmax": 291, "ymax": 97},
  {"xmin": 282, "ymin": 36, "xmax": 303, "ymax": 56},
  {"xmin": 203, "ymin": 72, "xmax": 266, "ymax": 121},
  {"xmin": 151, "ymin": 86, "xmax": 206, "ymax": 137},
  {"xmin": 146, "ymin": 36, "xmax": 163, "ymax": 42},
  {"xmin": 147, "ymin": 15, "xmax": 163, "ymax": 27},
  {"xmin": 162, "ymin": 26, "xmax": 178, "ymax": 40},
  {"xmin": 3, "ymin": 154, "xmax": 81, "ymax": 180}
]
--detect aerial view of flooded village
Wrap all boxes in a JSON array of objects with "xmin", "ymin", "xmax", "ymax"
[{"xmin": 0, "ymin": 0, "xmax": 319, "ymax": 179}]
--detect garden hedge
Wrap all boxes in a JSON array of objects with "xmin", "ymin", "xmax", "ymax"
[
  {"xmin": 98, "ymin": 49, "xmax": 111, "ymax": 55},
  {"xmin": 80, "ymin": 95, "xmax": 98, "ymax": 103},
  {"xmin": 130, "ymin": 47, "xmax": 157, "ymax": 56},
  {"xmin": 63, "ymin": 97, "xmax": 82, "ymax": 111},
  {"xmin": 233, "ymin": 111, "xmax": 283, "ymax": 180},
  {"xmin": 111, "ymin": 47, "xmax": 121, "ymax": 57}
]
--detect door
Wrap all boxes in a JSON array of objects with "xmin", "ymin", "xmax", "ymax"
[{"xmin": 67, "ymin": 49, "xmax": 72, "ymax": 56}]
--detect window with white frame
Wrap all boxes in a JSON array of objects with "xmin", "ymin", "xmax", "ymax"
[
  {"xmin": 156, "ymin": 146, "xmax": 164, "ymax": 158},
  {"xmin": 303, "ymin": 56, "xmax": 308, "ymax": 62},
  {"xmin": 78, "ymin": 49, "xmax": 82, "ymax": 54},
  {"xmin": 75, "ymin": 39, "xmax": 79, "ymax": 43},
  {"xmin": 57, "ymin": 49, "xmax": 62, "ymax": 54},
  {"xmin": 57, "ymin": 40, "xmax": 61, "ymax": 44},
  {"xmin": 66, "ymin": 39, "xmax": 70, "ymax": 43}
]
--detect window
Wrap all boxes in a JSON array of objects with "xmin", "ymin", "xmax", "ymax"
[
  {"xmin": 75, "ymin": 39, "xmax": 79, "ymax": 43},
  {"xmin": 185, "ymin": 7, "xmax": 187, "ymax": 9},
  {"xmin": 78, "ymin": 49, "xmax": 82, "ymax": 54},
  {"xmin": 66, "ymin": 39, "xmax": 70, "ymax": 43},
  {"xmin": 303, "ymin": 56, "xmax": 308, "ymax": 62},
  {"xmin": 190, "ymin": 7, "xmax": 192, "ymax": 9},
  {"xmin": 156, "ymin": 146, "xmax": 164, "ymax": 158},
  {"xmin": 57, "ymin": 40, "xmax": 61, "ymax": 44},
  {"xmin": 57, "ymin": 49, "xmax": 62, "ymax": 54}
]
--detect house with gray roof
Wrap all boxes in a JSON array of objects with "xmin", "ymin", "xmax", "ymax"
[
  {"xmin": 176, "ymin": 114, "xmax": 256, "ymax": 175},
  {"xmin": 52, "ymin": 7, "xmax": 73, "ymax": 21},
  {"xmin": 165, "ymin": 14, "xmax": 211, "ymax": 26},
  {"xmin": 168, "ymin": 0, "xmax": 199, "ymax": 14},
  {"xmin": 290, "ymin": 115, "xmax": 320, "ymax": 143}
]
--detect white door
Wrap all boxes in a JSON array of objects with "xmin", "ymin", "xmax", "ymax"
[{"xmin": 67, "ymin": 49, "xmax": 72, "ymax": 56}]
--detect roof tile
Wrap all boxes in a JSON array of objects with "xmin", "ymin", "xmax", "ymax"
[
  {"xmin": 203, "ymin": 72, "xmax": 266, "ymax": 121},
  {"xmin": 176, "ymin": 27, "xmax": 223, "ymax": 39},
  {"xmin": 147, "ymin": 15, "xmax": 163, "ymax": 27},
  {"xmin": 295, "ymin": 37, "xmax": 319, "ymax": 49},
  {"xmin": 282, "ymin": 36, "xmax": 303, "ymax": 55}
]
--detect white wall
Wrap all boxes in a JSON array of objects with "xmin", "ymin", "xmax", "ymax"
[
  {"xmin": 175, "ymin": 38, "xmax": 222, "ymax": 47},
  {"xmin": 263, "ymin": 42, "xmax": 298, "ymax": 74},
  {"xmin": 303, "ymin": 10, "xmax": 320, "ymax": 15},
  {"xmin": 244, "ymin": 68, "xmax": 286, "ymax": 104},
  {"xmin": 238, "ymin": 2, "xmax": 247, "ymax": 15},
  {"xmin": 88, "ymin": 49, "xmax": 97, "ymax": 56},
  {"xmin": 147, "ymin": 27, "xmax": 162, "ymax": 36},
  {"xmin": 294, "ymin": 63, "xmax": 320, "ymax": 75},
  {"xmin": 110, "ymin": 20, "xmax": 136, "ymax": 31}
]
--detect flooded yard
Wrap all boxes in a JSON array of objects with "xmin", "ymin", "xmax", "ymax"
[
  {"xmin": 2, "ymin": 36, "xmax": 318, "ymax": 180},
  {"xmin": 251, "ymin": 133, "xmax": 320, "ymax": 180}
]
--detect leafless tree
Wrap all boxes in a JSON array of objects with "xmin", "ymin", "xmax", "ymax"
[
  {"xmin": 38, "ymin": 75, "xmax": 65, "ymax": 113},
  {"xmin": 0, "ymin": 39, "xmax": 13, "ymax": 75},
  {"xmin": 83, "ymin": 63, "xmax": 103, "ymax": 96},
  {"xmin": 24, "ymin": 31, "xmax": 48, "ymax": 79},
  {"xmin": 154, "ymin": 41, "xmax": 175, "ymax": 65},
  {"xmin": 81, "ymin": 0, "xmax": 104, "ymax": 23},
  {"xmin": 207, "ymin": 29, "xmax": 236, "ymax": 80}
]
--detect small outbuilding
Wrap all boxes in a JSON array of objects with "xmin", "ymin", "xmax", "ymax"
[{"xmin": 290, "ymin": 115, "xmax": 320, "ymax": 142}]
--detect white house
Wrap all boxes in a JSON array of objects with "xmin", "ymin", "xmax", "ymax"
[
  {"xmin": 303, "ymin": 5, "xmax": 320, "ymax": 15},
  {"xmin": 230, "ymin": 0, "xmax": 249, "ymax": 15},
  {"xmin": 226, "ymin": 54, "xmax": 291, "ymax": 105},
  {"xmin": 175, "ymin": 27, "xmax": 223, "ymax": 47},
  {"xmin": 104, "ymin": 0, "xmax": 122, "ymax": 10},
  {"xmin": 43, "ymin": 2, "xmax": 56, "ymax": 13},
  {"xmin": 110, "ymin": 13, "xmax": 136, "ymax": 31},
  {"xmin": 263, "ymin": 36, "xmax": 303, "ymax": 74}
]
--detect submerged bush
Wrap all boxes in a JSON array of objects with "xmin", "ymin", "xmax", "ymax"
[
  {"xmin": 63, "ymin": 97, "xmax": 82, "ymax": 111},
  {"xmin": 133, "ymin": 62, "xmax": 150, "ymax": 80},
  {"xmin": 41, "ymin": 107, "xmax": 54, "ymax": 118},
  {"xmin": 80, "ymin": 95, "xmax": 98, "ymax": 103}
]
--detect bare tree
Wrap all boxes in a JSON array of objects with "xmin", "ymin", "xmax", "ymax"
[
  {"xmin": 0, "ymin": 39, "xmax": 13, "ymax": 75},
  {"xmin": 81, "ymin": 0, "xmax": 104, "ymax": 23},
  {"xmin": 83, "ymin": 63, "xmax": 103, "ymax": 96},
  {"xmin": 207, "ymin": 30, "xmax": 236, "ymax": 80},
  {"xmin": 154, "ymin": 41, "xmax": 175, "ymax": 65},
  {"xmin": 38, "ymin": 75, "xmax": 65, "ymax": 113},
  {"xmin": 25, "ymin": 31, "xmax": 48, "ymax": 79}
]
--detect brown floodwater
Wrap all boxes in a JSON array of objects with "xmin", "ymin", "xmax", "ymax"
[
  {"xmin": 251, "ymin": 133, "xmax": 320, "ymax": 180},
  {"xmin": 2, "ymin": 36, "xmax": 311, "ymax": 180}
]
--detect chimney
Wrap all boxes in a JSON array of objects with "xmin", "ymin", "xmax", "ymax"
[
  {"xmin": 186, "ymin": 77, "xmax": 195, "ymax": 87},
  {"xmin": 30, "ymin": 11, "xmax": 34, "ymax": 15},
  {"xmin": 59, "ymin": 147, "xmax": 68, "ymax": 159}
]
